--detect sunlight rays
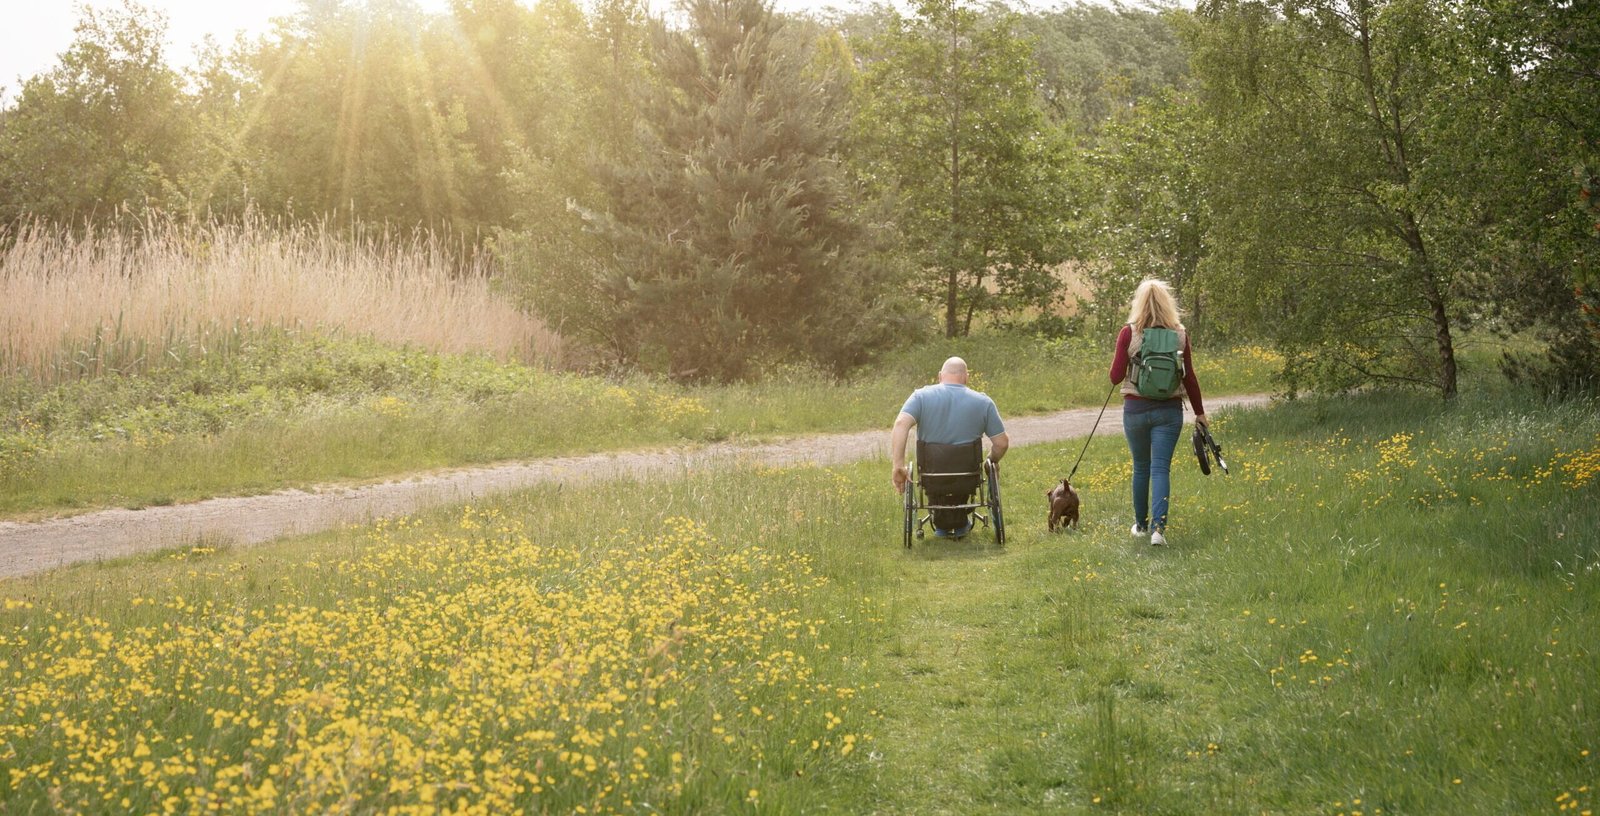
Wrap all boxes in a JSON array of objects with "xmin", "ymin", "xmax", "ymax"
[
  {"xmin": 333, "ymin": 6, "xmax": 373, "ymax": 221},
  {"xmin": 195, "ymin": 1, "xmax": 533, "ymax": 229}
]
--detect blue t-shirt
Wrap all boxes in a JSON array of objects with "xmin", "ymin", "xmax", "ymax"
[{"xmin": 900, "ymin": 383, "xmax": 1005, "ymax": 445}]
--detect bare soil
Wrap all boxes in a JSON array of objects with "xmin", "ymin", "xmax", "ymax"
[{"xmin": 0, "ymin": 394, "xmax": 1270, "ymax": 579}]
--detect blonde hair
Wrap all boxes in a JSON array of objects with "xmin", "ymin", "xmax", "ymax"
[{"xmin": 1127, "ymin": 279, "xmax": 1183, "ymax": 331}]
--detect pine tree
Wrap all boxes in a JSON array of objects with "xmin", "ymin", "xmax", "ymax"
[{"xmin": 582, "ymin": 0, "xmax": 866, "ymax": 380}]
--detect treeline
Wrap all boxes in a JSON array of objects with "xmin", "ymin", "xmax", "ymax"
[
  {"xmin": 1173, "ymin": 0, "xmax": 1600, "ymax": 398},
  {"xmin": 1, "ymin": 0, "xmax": 1594, "ymax": 393}
]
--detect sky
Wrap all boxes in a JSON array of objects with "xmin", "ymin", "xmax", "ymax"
[{"xmin": 0, "ymin": 0, "xmax": 899, "ymax": 103}]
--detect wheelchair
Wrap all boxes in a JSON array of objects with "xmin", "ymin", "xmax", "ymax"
[{"xmin": 902, "ymin": 438, "xmax": 1005, "ymax": 547}]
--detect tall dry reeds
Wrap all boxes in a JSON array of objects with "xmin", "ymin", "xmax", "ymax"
[{"xmin": 1, "ymin": 217, "xmax": 561, "ymax": 382}]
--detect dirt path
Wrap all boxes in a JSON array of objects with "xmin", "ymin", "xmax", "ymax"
[{"xmin": 0, "ymin": 394, "xmax": 1271, "ymax": 578}]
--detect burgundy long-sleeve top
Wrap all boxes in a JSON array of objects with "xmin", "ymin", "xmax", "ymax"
[{"xmin": 1109, "ymin": 325, "xmax": 1205, "ymax": 416}]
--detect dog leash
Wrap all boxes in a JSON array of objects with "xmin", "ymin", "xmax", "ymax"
[{"xmin": 1065, "ymin": 384, "xmax": 1118, "ymax": 483}]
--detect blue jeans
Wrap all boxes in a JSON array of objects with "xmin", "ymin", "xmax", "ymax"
[{"xmin": 1123, "ymin": 401, "xmax": 1184, "ymax": 531}]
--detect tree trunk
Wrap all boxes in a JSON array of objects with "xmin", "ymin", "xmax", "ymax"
[
  {"xmin": 945, "ymin": 268, "xmax": 960, "ymax": 338},
  {"xmin": 944, "ymin": 2, "xmax": 962, "ymax": 339},
  {"xmin": 1401, "ymin": 215, "xmax": 1458, "ymax": 398},
  {"xmin": 1425, "ymin": 276, "xmax": 1459, "ymax": 398},
  {"xmin": 1353, "ymin": 1, "xmax": 1457, "ymax": 397}
]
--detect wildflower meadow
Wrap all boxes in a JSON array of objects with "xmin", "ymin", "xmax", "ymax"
[
  {"xmin": 1, "ymin": 499, "xmax": 877, "ymax": 813},
  {"xmin": 2, "ymin": 385, "xmax": 1596, "ymax": 813}
]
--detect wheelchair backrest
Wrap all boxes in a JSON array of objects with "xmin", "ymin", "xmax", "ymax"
[{"xmin": 916, "ymin": 438, "xmax": 983, "ymax": 496}]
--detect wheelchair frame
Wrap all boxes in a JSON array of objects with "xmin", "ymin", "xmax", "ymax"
[{"xmin": 902, "ymin": 439, "xmax": 1005, "ymax": 548}]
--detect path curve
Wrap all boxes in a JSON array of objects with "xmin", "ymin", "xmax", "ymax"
[{"xmin": 0, "ymin": 393, "xmax": 1271, "ymax": 578}]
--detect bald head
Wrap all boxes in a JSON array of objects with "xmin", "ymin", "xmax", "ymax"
[{"xmin": 938, "ymin": 357, "xmax": 969, "ymax": 384}]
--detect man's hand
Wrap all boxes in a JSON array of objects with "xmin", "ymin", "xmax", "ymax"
[
  {"xmin": 1194, "ymin": 413, "xmax": 1209, "ymax": 430},
  {"xmin": 892, "ymin": 465, "xmax": 910, "ymax": 494}
]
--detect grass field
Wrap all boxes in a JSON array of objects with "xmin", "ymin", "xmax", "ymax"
[
  {"xmin": 3, "ymin": 386, "xmax": 1595, "ymax": 813},
  {"xmin": 0, "ymin": 331, "xmax": 1276, "ymax": 518}
]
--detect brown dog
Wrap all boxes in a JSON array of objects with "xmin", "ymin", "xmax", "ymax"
[{"xmin": 1046, "ymin": 479, "xmax": 1080, "ymax": 532}]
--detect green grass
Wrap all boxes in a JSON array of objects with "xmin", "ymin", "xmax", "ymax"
[
  {"xmin": 849, "ymin": 386, "xmax": 1600, "ymax": 814},
  {"xmin": 3, "ymin": 385, "xmax": 1596, "ymax": 812},
  {"xmin": 0, "ymin": 330, "xmax": 1276, "ymax": 517}
]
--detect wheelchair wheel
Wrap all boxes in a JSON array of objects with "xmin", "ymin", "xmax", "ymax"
[
  {"xmin": 903, "ymin": 481, "xmax": 916, "ymax": 549},
  {"xmin": 985, "ymin": 460, "xmax": 1005, "ymax": 546}
]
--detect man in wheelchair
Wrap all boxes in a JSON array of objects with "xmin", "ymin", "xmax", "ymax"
[{"xmin": 890, "ymin": 357, "xmax": 1009, "ymax": 539}]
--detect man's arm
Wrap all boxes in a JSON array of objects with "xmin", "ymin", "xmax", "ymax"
[
  {"xmin": 982, "ymin": 400, "xmax": 1008, "ymax": 464},
  {"xmin": 987, "ymin": 432, "xmax": 1009, "ymax": 464},
  {"xmin": 890, "ymin": 411, "xmax": 916, "ymax": 493}
]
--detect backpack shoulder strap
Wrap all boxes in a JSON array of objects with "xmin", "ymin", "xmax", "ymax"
[{"xmin": 1140, "ymin": 326, "xmax": 1181, "ymax": 353}]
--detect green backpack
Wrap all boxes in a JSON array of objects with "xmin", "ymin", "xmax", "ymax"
[{"xmin": 1131, "ymin": 327, "xmax": 1184, "ymax": 399}]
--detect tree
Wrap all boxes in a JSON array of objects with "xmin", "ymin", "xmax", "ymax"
[
  {"xmin": 208, "ymin": 0, "xmax": 493, "ymax": 233},
  {"xmin": 854, "ymin": 0, "xmax": 1074, "ymax": 338},
  {"xmin": 1449, "ymin": 0, "xmax": 1600, "ymax": 394},
  {"xmin": 1086, "ymin": 88, "xmax": 1209, "ymax": 334},
  {"xmin": 1020, "ymin": 2, "xmax": 1190, "ymax": 138},
  {"xmin": 550, "ymin": 0, "xmax": 878, "ymax": 380},
  {"xmin": 1183, "ymin": 0, "xmax": 1468, "ymax": 397},
  {"xmin": 0, "ymin": 1, "xmax": 192, "ymax": 224},
  {"xmin": 493, "ymin": 0, "xmax": 652, "ymax": 364}
]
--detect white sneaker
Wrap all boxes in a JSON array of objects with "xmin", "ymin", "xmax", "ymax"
[
  {"xmin": 1131, "ymin": 523, "xmax": 1148, "ymax": 537},
  {"xmin": 1150, "ymin": 529, "xmax": 1167, "ymax": 546}
]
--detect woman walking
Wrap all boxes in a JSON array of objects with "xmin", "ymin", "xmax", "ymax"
[{"xmin": 1110, "ymin": 279, "xmax": 1206, "ymax": 546}]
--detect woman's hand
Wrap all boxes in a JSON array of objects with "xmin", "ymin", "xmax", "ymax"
[{"xmin": 1194, "ymin": 413, "xmax": 1209, "ymax": 430}]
